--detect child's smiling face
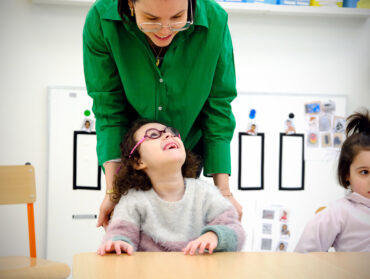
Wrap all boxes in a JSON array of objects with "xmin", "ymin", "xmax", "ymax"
[
  {"xmin": 133, "ymin": 123, "xmax": 186, "ymax": 171},
  {"xmin": 348, "ymin": 150, "xmax": 370, "ymax": 199}
]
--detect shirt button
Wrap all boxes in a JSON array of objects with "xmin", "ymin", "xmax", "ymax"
[
  {"xmin": 158, "ymin": 106, "xmax": 163, "ymax": 111},
  {"xmin": 159, "ymin": 78, "xmax": 163, "ymax": 83}
]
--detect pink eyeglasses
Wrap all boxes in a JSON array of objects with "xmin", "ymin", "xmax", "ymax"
[{"xmin": 129, "ymin": 127, "xmax": 181, "ymax": 158}]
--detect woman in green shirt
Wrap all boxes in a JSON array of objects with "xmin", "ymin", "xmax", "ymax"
[{"xmin": 83, "ymin": 0, "xmax": 242, "ymax": 228}]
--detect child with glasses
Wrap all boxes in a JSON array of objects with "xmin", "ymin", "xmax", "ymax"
[
  {"xmin": 98, "ymin": 119, "xmax": 245, "ymax": 255},
  {"xmin": 295, "ymin": 109, "xmax": 370, "ymax": 252}
]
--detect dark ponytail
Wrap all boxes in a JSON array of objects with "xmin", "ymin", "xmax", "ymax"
[
  {"xmin": 118, "ymin": 0, "xmax": 134, "ymax": 23},
  {"xmin": 337, "ymin": 108, "xmax": 370, "ymax": 188},
  {"xmin": 346, "ymin": 109, "xmax": 370, "ymax": 137}
]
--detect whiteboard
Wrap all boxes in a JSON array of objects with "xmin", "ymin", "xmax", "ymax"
[
  {"xmin": 231, "ymin": 92, "xmax": 347, "ymax": 167},
  {"xmin": 46, "ymin": 88, "xmax": 347, "ymax": 259},
  {"xmin": 230, "ymin": 92, "xmax": 347, "ymax": 252},
  {"xmin": 47, "ymin": 86, "xmax": 105, "ymax": 277}
]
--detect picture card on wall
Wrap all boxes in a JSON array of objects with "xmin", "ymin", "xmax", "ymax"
[{"xmin": 253, "ymin": 204, "xmax": 291, "ymax": 252}]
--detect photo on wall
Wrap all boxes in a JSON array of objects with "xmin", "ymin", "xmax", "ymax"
[
  {"xmin": 262, "ymin": 223, "xmax": 273, "ymax": 235},
  {"xmin": 321, "ymin": 132, "xmax": 332, "ymax": 148},
  {"xmin": 304, "ymin": 101, "xmax": 321, "ymax": 114},
  {"xmin": 261, "ymin": 238, "xmax": 273, "ymax": 251},
  {"xmin": 276, "ymin": 241, "xmax": 288, "ymax": 252},
  {"xmin": 253, "ymin": 204, "xmax": 292, "ymax": 252},
  {"xmin": 333, "ymin": 133, "xmax": 345, "ymax": 148},
  {"xmin": 333, "ymin": 116, "xmax": 346, "ymax": 133}
]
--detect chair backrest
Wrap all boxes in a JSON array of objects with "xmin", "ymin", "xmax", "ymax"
[
  {"xmin": 0, "ymin": 165, "xmax": 37, "ymax": 257},
  {"xmin": 0, "ymin": 165, "xmax": 36, "ymax": 205}
]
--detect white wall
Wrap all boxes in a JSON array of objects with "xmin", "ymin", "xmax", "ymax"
[
  {"xmin": 0, "ymin": 0, "xmax": 369, "ymax": 258},
  {"xmin": 0, "ymin": 0, "xmax": 90, "ymax": 257},
  {"xmin": 226, "ymin": 11, "xmax": 370, "ymax": 251}
]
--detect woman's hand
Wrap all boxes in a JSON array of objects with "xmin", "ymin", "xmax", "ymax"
[
  {"xmin": 213, "ymin": 173, "xmax": 243, "ymax": 221},
  {"xmin": 225, "ymin": 195, "xmax": 243, "ymax": 221},
  {"xmin": 97, "ymin": 240, "xmax": 133, "ymax": 256},
  {"xmin": 96, "ymin": 194, "xmax": 116, "ymax": 230},
  {"xmin": 182, "ymin": 232, "xmax": 218, "ymax": 255},
  {"xmin": 98, "ymin": 161, "xmax": 120, "ymax": 230}
]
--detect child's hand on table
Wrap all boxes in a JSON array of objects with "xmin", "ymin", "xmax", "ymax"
[
  {"xmin": 97, "ymin": 240, "xmax": 133, "ymax": 256},
  {"xmin": 182, "ymin": 231, "xmax": 218, "ymax": 255}
]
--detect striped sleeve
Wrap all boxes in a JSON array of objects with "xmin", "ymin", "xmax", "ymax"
[
  {"xmin": 201, "ymin": 183, "xmax": 245, "ymax": 251},
  {"xmin": 101, "ymin": 193, "xmax": 141, "ymax": 251}
]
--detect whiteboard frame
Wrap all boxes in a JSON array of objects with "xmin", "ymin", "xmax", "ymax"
[
  {"xmin": 278, "ymin": 133, "xmax": 305, "ymax": 191},
  {"xmin": 238, "ymin": 132, "xmax": 265, "ymax": 190},
  {"xmin": 73, "ymin": 131, "xmax": 102, "ymax": 190}
]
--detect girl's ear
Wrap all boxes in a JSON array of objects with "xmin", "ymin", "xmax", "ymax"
[
  {"xmin": 345, "ymin": 175, "xmax": 351, "ymax": 186},
  {"xmin": 133, "ymin": 159, "xmax": 146, "ymax": 171}
]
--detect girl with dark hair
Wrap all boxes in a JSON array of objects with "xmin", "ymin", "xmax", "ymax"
[
  {"xmin": 295, "ymin": 108, "xmax": 370, "ymax": 253},
  {"xmin": 83, "ymin": 0, "xmax": 242, "ymax": 229},
  {"xmin": 97, "ymin": 120, "xmax": 245, "ymax": 255}
]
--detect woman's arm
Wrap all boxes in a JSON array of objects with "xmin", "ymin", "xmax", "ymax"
[
  {"xmin": 213, "ymin": 173, "xmax": 242, "ymax": 220},
  {"xmin": 96, "ymin": 161, "xmax": 121, "ymax": 229},
  {"xmin": 201, "ymin": 20, "xmax": 236, "ymax": 177},
  {"xmin": 83, "ymin": 7, "xmax": 131, "ymax": 228},
  {"xmin": 83, "ymin": 6, "xmax": 129, "ymax": 166},
  {"xmin": 202, "ymin": 183, "xmax": 246, "ymax": 252},
  {"xmin": 200, "ymin": 16, "xmax": 242, "ymax": 219},
  {"xmin": 100, "ymin": 194, "xmax": 141, "ymax": 254}
]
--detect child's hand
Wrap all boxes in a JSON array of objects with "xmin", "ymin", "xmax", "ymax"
[
  {"xmin": 97, "ymin": 240, "xmax": 134, "ymax": 256},
  {"xmin": 182, "ymin": 232, "xmax": 218, "ymax": 255}
]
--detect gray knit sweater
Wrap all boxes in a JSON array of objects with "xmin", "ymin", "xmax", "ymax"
[{"xmin": 103, "ymin": 178, "xmax": 245, "ymax": 252}]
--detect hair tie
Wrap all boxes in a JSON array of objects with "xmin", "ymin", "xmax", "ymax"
[{"xmin": 116, "ymin": 165, "xmax": 122, "ymax": 174}]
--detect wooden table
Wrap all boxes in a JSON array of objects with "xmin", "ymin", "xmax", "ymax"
[
  {"xmin": 0, "ymin": 256, "xmax": 70, "ymax": 279},
  {"xmin": 73, "ymin": 252, "xmax": 369, "ymax": 279}
]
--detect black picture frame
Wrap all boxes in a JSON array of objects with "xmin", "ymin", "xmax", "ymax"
[
  {"xmin": 278, "ymin": 133, "xmax": 305, "ymax": 191},
  {"xmin": 73, "ymin": 131, "xmax": 101, "ymax": 190},
  {"xmin": 238, "ymin": 132, "xmax": 265, "ymax": 190}
]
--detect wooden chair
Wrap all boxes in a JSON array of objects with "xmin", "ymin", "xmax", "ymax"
[{"xmin": 0, "ymin": 165, "xmax": 70, "ymax": 279}]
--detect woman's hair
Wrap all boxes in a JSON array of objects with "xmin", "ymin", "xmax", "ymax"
[
  {"xmin": 111, "ymin": 119, "xmax": 201, "ymax": 202},
  {"xmin": 337, "ymin": 108, "xmax": 370, "ymax": 188},
  {"xmin": 117, "ymin": 0, "xmax": 196, "ymax": 23}
]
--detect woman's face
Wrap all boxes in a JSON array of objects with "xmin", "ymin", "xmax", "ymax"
[
  {"xmin": 131, "ymin": 0, "xmax": 189, "ymax": 47},
  {"xmin": 348, "ymin": 150, "xmax": 370, "ymax": 199}
]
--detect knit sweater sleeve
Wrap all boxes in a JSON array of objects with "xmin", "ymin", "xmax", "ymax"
[
  {"xmin": 198, "ymin": 181, "xmax": 245, "ymax": 251},
  {"xmin": 101, "ymin": 191, "xmax": 141, "ymax": 251}
]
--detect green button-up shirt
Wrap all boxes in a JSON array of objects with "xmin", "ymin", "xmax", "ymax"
[{"xmin": 83, "ymin": 0, "xmax": 237, "ymax": 176}]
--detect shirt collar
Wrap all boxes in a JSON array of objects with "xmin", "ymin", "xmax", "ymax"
[
  {"xmin": 100, "ymin": 0, "xmax": 209, "ymax": 29},
  {"xmin": 193, "ymin": 0, "xmax": 208, "ymax": 29},
  {"xmin": 101, "ymin": 0, "xmax": 122, "ymax": 21},
  {"xmin": 346, "ymin": 192, "xmax": 370, "ymax": 208}
]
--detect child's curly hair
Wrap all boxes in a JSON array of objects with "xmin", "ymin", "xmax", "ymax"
[
  {"xmin": 111, "ymin": 119, "xmax": 201, "ymax": 202},
  {"xmin": 337, "ymin": 108, "xmax": 370, "ymax": 189}
]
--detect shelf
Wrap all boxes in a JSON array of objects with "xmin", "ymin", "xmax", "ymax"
[
  {"xmin": 32, "ymin": 0, "xmax": 370, "ymax": 18},
  {"xmin": 219, "ymin": 2, "xmax": 370, "ymax": 17},
  {"xmin": 32, "ymin": 0, "xmax": 93, "ymax": 5}
]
